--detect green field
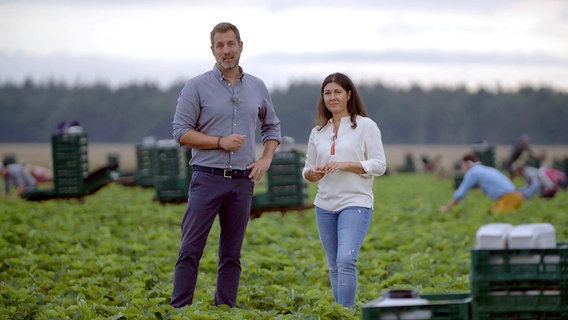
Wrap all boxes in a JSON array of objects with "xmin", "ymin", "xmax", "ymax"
[{"xmin": 1, "ymin": 173, "xmax": 567, "ymax": 319}]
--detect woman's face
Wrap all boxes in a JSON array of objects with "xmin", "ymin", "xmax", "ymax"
[{"xmin": 323, "ymin": 82, "xmax": 350, "ymax": 117}]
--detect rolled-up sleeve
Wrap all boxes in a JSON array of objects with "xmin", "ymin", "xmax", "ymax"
[
  {"xmin": 302, "ymin": 128, "xmax": 318, "ymax": 180},
  {"xmin": 172, "ymin": 80, "xmax": 200, "ymax": 143},
  {"xmin": 257, "ymin": 82, "xmax": 282, "ymax": 144},
  {"xmin": 360, "ymin": 121, "xmax": 387, "ymax": 177}
]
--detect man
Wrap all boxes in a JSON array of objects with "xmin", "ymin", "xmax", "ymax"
[
  {"xmin": 1, "ymin": 161, "xmax": 38, "ymax": 198},
  {"xmin": 440, "ymin": 153, "xmax": 523, "ymax": 214},
  {"xmin": 170, "ymin": 22, "xmax": 282, "ymax": 308}
]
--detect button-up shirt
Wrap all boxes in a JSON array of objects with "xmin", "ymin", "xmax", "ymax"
[
  {"xmin": 302, "ymin": 115, "xmax": 387, "ymax": 211},
  {"xmin": 172, "ymin": 65, "xmax": 282, "ymax": 170},
  {"xmin": 454, "ymin": 164, "xmax": 516, "ymax": 200}
]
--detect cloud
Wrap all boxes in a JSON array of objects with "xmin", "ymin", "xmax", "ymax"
[
  {"xmin": 1, "ymin": 0, "xmax": 567, "ymax": 91},
  {"xmin": 2, "ymin": 50, "xmax": 567, "ymax": 91}
]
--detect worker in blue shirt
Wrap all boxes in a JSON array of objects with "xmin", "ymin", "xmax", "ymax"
[{"xmin": 440, "ymin": 153, "xmax": 523, "ymax": 213}]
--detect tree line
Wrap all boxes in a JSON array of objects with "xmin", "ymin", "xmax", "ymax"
[{"xmin": 1, "ymin": 79, "xmax": 567, "ymax": 145}]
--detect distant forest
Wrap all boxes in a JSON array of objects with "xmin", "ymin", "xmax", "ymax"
[{"xmin": 1, "ymin": 79, "xmax": 567, "ymax": 145}]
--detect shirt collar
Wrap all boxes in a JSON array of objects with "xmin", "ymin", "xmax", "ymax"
[
  {"xmin": 212, "ymin": 64, "xmax": 245, "ymax": 82},
  {"xmin": 327, "ymin": 115, "xmax": 353, "ymax": 125}
]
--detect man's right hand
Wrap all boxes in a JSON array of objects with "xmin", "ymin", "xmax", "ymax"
[{"xmin": 219, "ymin": 134, "xmax": 245, "ymax": 151}]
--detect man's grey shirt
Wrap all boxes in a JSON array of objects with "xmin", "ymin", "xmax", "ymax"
[{"xmin": 172, "ymin": 65, "xmax": 282, "ymax": 170}]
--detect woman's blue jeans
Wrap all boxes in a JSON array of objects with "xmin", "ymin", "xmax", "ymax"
[{"xmin": 315, "ymin": 206, "xmax": 372, "ymax": 307}]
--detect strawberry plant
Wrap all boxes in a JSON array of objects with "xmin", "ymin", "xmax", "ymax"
[{"xmin": 1, "ymin": 173, "xmax": 566, "ymax": 319}]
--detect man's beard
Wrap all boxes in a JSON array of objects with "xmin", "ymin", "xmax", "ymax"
[{"xmin": 218, "ymin": 60, "xmax": 238, "ymax": 70}]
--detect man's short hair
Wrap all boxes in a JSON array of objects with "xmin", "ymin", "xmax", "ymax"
[{"xmin": 462, "ymin": 153, "xmax": 478, "ymax": 163}]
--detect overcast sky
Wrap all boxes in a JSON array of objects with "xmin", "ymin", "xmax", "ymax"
[{"xmin": 1, "ymin": 0, "xmax": 567, "ymax": 91}]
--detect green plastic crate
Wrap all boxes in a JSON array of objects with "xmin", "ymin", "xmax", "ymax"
[
  {"xmin": 270, "ymin": 183, "xmax": 305, "ymax": 195},
  {"xmin": 271, "ymin": 193, "xmax": 311, "ymax": 207},
  {"xmin": 471, "ymin": 243, "xmax": 568, "ymax": 314},
  {"xmin": 362, "ymin": 292, "xmax": 471, "ymax": 320},
  {"xmin": 271, "ymin": 151, "xmax": 303, "ymax": 164},
  {"xmin": 268, "ymin": 173, "xmax": 304, "ymax": 186},
  {"xmin": 474, "ymin": 310, "xmax": 568, "ymax": 320},
  {"xmin": 471, "ymin": 243, "xmax": 568, "ymax": 281},
  {"xmin": 268, "ymin": 163, "xmax": 302, "ymax": 175},
  {"xmin": 251, "ymin": 192, "xmax": 272, "ymax": 208},
  {"xmin": 472, "ymin": 278, "xmax": 568, "ymax": 312},
  {"xmin": 134, "ymin": 143, "xmax": 157, "ymax": 187}
]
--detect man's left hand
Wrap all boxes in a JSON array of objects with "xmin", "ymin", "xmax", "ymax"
[{"xmin": 247, "ymin": 158, "xmax": 271, "ymax": 182}]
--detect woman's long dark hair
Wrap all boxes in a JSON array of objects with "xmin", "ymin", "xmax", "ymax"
[{"xmin": 314, "ymin": 72, "xmax": 368, "ymax": 131}]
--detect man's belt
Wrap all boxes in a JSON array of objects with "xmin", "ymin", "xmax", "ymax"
[{"xmin": 192, "ymin": 165, "xmax": 251, "ymax": 179}]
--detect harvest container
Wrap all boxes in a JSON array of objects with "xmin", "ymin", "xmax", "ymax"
[
  {"xmin": 361, "ymin": 292, "xmax": 471, "ymax": 320},
  {"xmin": 153, "ymin": 142, "xmax": 191, "ymax": 203},
  {"xmin": 250, "ymin": 150, "xmax": 313, "ymax": 217},
  {"xmin": 471, "ymin": 243, "xmax": 568, "ymax": 316},
  {"xmin": 51, "ymin": 132, "xmax": 89, "ymax": 195},
  {"xmin": 472, "ymin": 278, "xmax": 567, "ymax": 312},
  {"xmin": 134, "ymin": 142, "xmax": 157, "ymax": 187},
  {"xmin": 470, "ymin": 243, "xmax": 567, "ymax": 281}
]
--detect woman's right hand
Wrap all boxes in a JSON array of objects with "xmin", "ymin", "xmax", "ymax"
[{"xmin": 306, "ymin": 167, "xmax": 325, "ymax": 182}]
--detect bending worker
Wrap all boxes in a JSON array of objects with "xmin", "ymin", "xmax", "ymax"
[{"xmin": 440, "ymin": 153, "xmax": 523, "ymax": 214}]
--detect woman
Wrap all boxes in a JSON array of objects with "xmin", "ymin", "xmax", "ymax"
[{"xmin": 302, "ymin": 72, "xmax": 387, "ymax": 307}]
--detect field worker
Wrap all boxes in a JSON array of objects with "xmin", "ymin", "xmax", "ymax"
[
  {"xmin": 303, "ymin": 72, "xmax": 387, "ymax": 307},
  {"xmin": 24, "ymin": 163, "xmax": 54, "ymax": 187},
  {"xmin": 511, "ymin": 161, "xmax": 555, "ymax": 199},
  {"xmin": 1, "ymin": 161, "xmax": 38, "ymax": 198},
  {"xmin": 440, "ymin": 153, "xmax": 523, "ymax": 214},
  {"xmin": 170, "ymin": 22, "xmax": 282, "ymax": 308},
  {"xmin": 505, "ymin": 134, "xmax": 542, "ymax": 176}
]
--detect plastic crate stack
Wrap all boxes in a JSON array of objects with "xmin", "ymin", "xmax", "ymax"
[
  {"xmin": 471, "ymin": 223, "xmax": 567, "ymax": 320},
  {"xmin": 134, "ymin": 137, "xmax": 158, "ymax": 187},
  {"xmin": 252, "ymin": 150, "xmax": 310, "ymax": 208},
  {"xmin": 51, "ymin": 132, "xmax": 89, "ymax": 196},
  {"xmin": 153, "ymin": 139, "xmax": 191, "ymax": 203}
]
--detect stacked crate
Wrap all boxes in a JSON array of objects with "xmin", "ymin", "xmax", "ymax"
[
  {"xmin": 268, "ymin": 150, "xmax": 309, "ymax": 206},
  {"xmin": 252, "ymin": 150, "xmax": 310, "ymax": 209},
  {"xmin": 470, "ymin": 243, "xmax": 568, "ymax": 319},
  {"xmin": 153, "ymin": 140, "xmax": 191, "ymax": 203},
  {"xmin": 134, "ymin": 141, "xmax": 157, "ymax": 187},
  {"xmin": 51, "ymin": 132, "xmax": 89, "ymax": 196}
]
